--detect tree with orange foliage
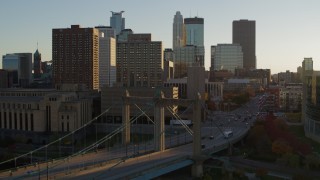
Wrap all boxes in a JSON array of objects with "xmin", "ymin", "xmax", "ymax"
[{"xmin": 272, "ymin": 139, "xmax": 293, "ymax": 155}]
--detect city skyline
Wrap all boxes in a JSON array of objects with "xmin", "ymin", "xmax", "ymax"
[{"xmin": 0, "ymin": 0, "xmax": 320, "ymax": 74}]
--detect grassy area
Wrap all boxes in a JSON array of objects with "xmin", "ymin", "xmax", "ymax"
[
  {"xmin": 285, "ymin": 113, "xmax": 301, "ymax": 123},
  {"xmin": 288, "ymin": 125, "xmax": 320, "ymax": 153}
]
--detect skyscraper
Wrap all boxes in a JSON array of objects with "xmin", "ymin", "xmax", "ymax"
[
  {"xmin": 211, "ymin": 44, "xmax": 243, "ymax": 73},
  {"xmin": 95, "ymin": 26, "xmax": 117, "ymax": 89},
  {"xmin": 117, "ymin": 29, "xmax": 133, "ymax": 42},
  {"xmin": 52, "ymin": 25, "xmax": 99, "ymax": 90},
  {"xmin": 173, "ymin": 11, "xmax": 185, "ymax": 49},
  {"xmin": 174, "ymin": 45, "xmax": 203, "ymax": 78},
  {"xmin": 33, "ymin": 48, "xmax": 42, "ymax": 78},
  {"xmin": 184, "ymin": 17, "xmax": 205, "ymax": 67},
  {"xmin": 184, "ymin": 17, "xmax": 204, "ymax": 46},
  {"xmin": 117, "ymin": 34, "xmax": 163, "ymax": 87},
  {"xmin": 110, "ymin": 11, "xmax": 125, "ymax": 35},
  {"xmin": 233, "ymin": 19, "xmax": 256, "ymax": 69},
  {"xmin": 2, "ymin": 53, "xmax": 33, "ymax": 87}
]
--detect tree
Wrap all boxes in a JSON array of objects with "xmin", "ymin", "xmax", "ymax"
[
  {"xmin": 272, "ymin": 139, "xmax": 293, "ymax": 155},
  {"xmin": 246, "ymin": 124, "xmax": 272, "ymax": 154}
]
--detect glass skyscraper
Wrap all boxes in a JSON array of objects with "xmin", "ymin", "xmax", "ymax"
[
  {"xmin": 212, "ymin": 44, "xmax": 243, "ymax": 73},
  {"xmin": 173, "ymin": 11, "xmax": 185, "ymax": 49},
  {"xmin": 110, "ymin": 11, "xmax": 125, "ymax": 35},
  {"xmin": 184, "ymin": 17, "xmax": 204, "ymax": 46}
]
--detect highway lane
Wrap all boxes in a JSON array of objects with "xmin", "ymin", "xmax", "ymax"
[{"xmin": 0, "ymin": 98, "xmax": 260, "ymax": 179}]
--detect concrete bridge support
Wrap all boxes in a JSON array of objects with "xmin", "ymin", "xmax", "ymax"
[
  {"xmin": 191, "ymin": 93, "xmax": 203, "ymax": 178},
  {"xmin": 154, "ymin": 91, "xmax": 165, "ymax": 152},
  {"xmin": 122, "ymin": 90, "xmax": 130, "ymax": 145}
]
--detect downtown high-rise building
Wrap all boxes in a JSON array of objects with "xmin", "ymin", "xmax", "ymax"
[
  {"xmin": 174, "ymin": 45, "xmax": 204, "ymax": 78},
  {"xmin": 33, "ymin": 48, "xmax": 42, "ymax": 78},
  {"xmin": 184, "ymin": 17, "xmax": 205, "ymax": 67},
  {"xmin": 185, "ymin": 17, "xmax": 204, "ymax": 46},
  {"xmin": 233, "ymin": 19, "xmax": 256, "ymax": 69},
  {"xmin": 173, "ymin": 11, "xmax": 186, "ymax": 49},
  {"xmin": 2, "ymin": 53, "xmax": 33, "ymax": 87},
  {"xmin": 110, "ymin": 11, "xmax": 125, "ymax": 35},
  {"xmin": 52, "ymin": 25, "xmax": 99, "ymax": 90},
  {"xmin": 302, "ymin": 57, "xmax": 313, "ymax": 76},
  {"xmin": 172, "ymin": 14, "xmax": 205, "ymax": 78},
  {"xmin": 95, "ymin": 26, "xmax": 117, "ymax": 89},
  {"xmin": 211, "ymin": 44, "xmax": 243, "ymax": 73},
  {"xmin": 117, "ymin": 34, "xmax": 163, "ymax": 87}
]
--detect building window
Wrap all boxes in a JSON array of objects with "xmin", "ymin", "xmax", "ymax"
[
  {"xmin": 4, "ymin": 112, "xmax": 7, "ymax": 129},
  {"xmin": 25, "ymin": 113, "xmax": 28, "ymax": 131},
  {"xmin": 0, "ymin": 112, "xmax": 2, "ymax": 128},
  {"xmin": 14, "ymin": 113, "xmax": 17, "ymax": 130},
  {"xmin": 9, "ymin": 112, "xmax": 12, "ymax": 129},
  {"xmin": 20, "ymin": 113, "xmax": 23, "ymax": 130},
  {"xmin": 31, "ymin": 114, "xmax": 34, "ymax": 131},
  {"xmin": 67, "ymin": 122, "xmax": 70, "ymax": 132},
  {"xmin": 62, "ymin": 122, "xmax": 64, "ymax": 132}
]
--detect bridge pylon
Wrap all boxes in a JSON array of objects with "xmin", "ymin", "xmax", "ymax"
[
  {"xmin": 154, "ymin": 90, "xmax": 165, "ymax": 151},
  {"xmin": 191, "ymin": 93, "xmax": 204, "ymax": 178},
  {"xmin": 122, "ymin": 90, "xmax": 130, "ymax": 145}
]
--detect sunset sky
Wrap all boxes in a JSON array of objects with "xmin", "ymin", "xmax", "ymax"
[{"xmin": 1, "ymin": 0, "xmax": 319, "ymax": 74}]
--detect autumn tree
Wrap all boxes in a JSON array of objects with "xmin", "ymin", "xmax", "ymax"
[{"xmin": 272, "ymin": 139, "xmax": 293, "ymax": 155}]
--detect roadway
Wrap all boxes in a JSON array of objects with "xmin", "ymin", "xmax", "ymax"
[{"xmin": 0, "ymin": 98, "xmax": 260, "ymax": 179}]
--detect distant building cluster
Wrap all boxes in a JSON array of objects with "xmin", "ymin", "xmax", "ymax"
[{"xmin": 0, "ymin": 10, "xmax": 318, "ymax": 143}]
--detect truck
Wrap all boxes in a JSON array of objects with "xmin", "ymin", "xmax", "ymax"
[
  {"xmin": 223, "ymin": 130, "xmax": 233, "ymax": 139},
  {"xmin": 170, "ymin": 119, "xmax": 193, "ymax": 126}
]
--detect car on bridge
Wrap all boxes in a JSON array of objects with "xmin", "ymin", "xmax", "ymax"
[{"xmin": 223, "ymin": 130, "xmax": 233, "ymax": 139}]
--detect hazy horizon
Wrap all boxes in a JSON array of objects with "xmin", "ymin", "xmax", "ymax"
[{"xmin": 1, "ymin": 0, "xmax": 319, "ymax": 74}]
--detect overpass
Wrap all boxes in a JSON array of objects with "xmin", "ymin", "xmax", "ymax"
[{"xmin": 0, "ymin": 90, "xmax": 255, "ymax": 179}]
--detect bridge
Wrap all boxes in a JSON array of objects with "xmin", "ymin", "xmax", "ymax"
[{"xmin": 0, "ymin": 90, "xmax": 257, "ymax": 179}]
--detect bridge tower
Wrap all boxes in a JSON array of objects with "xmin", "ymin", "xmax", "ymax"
[
  {"xmin": 154, "ymin": 90, "xmax": 165, "ymax": 151},
  {"xmin": 122, "ymin": 90, "xmax": 130, "ymax": 145},
  {"xmin": 191, "ymin": 93, "xmax": 204, "ymax": 177},
  {"xmin": 122, "ymin": 89, "xmax": 204, "ymax": 177}
]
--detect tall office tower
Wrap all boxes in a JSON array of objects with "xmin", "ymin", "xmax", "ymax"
[
  {"xmin": 209, "ymin": 46, "xmax": 216, "ymax": 81},
  {"xmin": 52, "ymin": 25, "xmax": 99, "ymax": 90},
  {"xmin": 117, "ymin": 34, "xmax": 163, "ymax": 87},
  {"xmin": 110, "ymin": 11, "xmax": 125, "ymax": 35},
  {"xmin": 173, "ymin": 11, "xmax": 186, "ymax": 49},
  {"xmin": 95, "ymin": 26, "xmax": 117, "ymax": 89},
  {"xmin": 304, "ymin": 71, "xmax": 320, "ymax": 143},
  {"xmin": 117, "ymin": 29, "xmax": 133, "ymax": 42},
  {"xmin": 211, "ymin": 44, "xmax": 243, "ymax": 73},
  {"xmin": 2, "ymin": 53, "xmax": 33, "ymax": 87},
  {"xmin": 184, "ymin": 17, "xmax": 205, "ymax": 66},
  {"xmin": 302, "ymin": 57, "xmax": 313, "ymax": 79},
  {"xmin": 33, "ymin": 48, "xmax": 42, "ymax": 78},
  {"xmin": 174, "ymin": 45, "xmax": 203, "ymax": 78},
  {"xmin": 301, "ymin": 58, "xmax": 314, "ymax": 126},
  {"xmin": 184, "ymin": 17, "xmax": 204, "ymax": 46},
  {"xmin": 233, "ymin": 19, "xmax": 256, "ymax": 69},
  {"xmin": 164, "ymin": 48, "xmax": 175, "ymax": 81},
  {"xmin": 164, "ymin": 48, "xmax": 175, "ymax": 62}
]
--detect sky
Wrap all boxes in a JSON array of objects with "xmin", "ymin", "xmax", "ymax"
[{"xmin": 0, "ymin": 0, "xmax": 319, "ymax": 74}]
